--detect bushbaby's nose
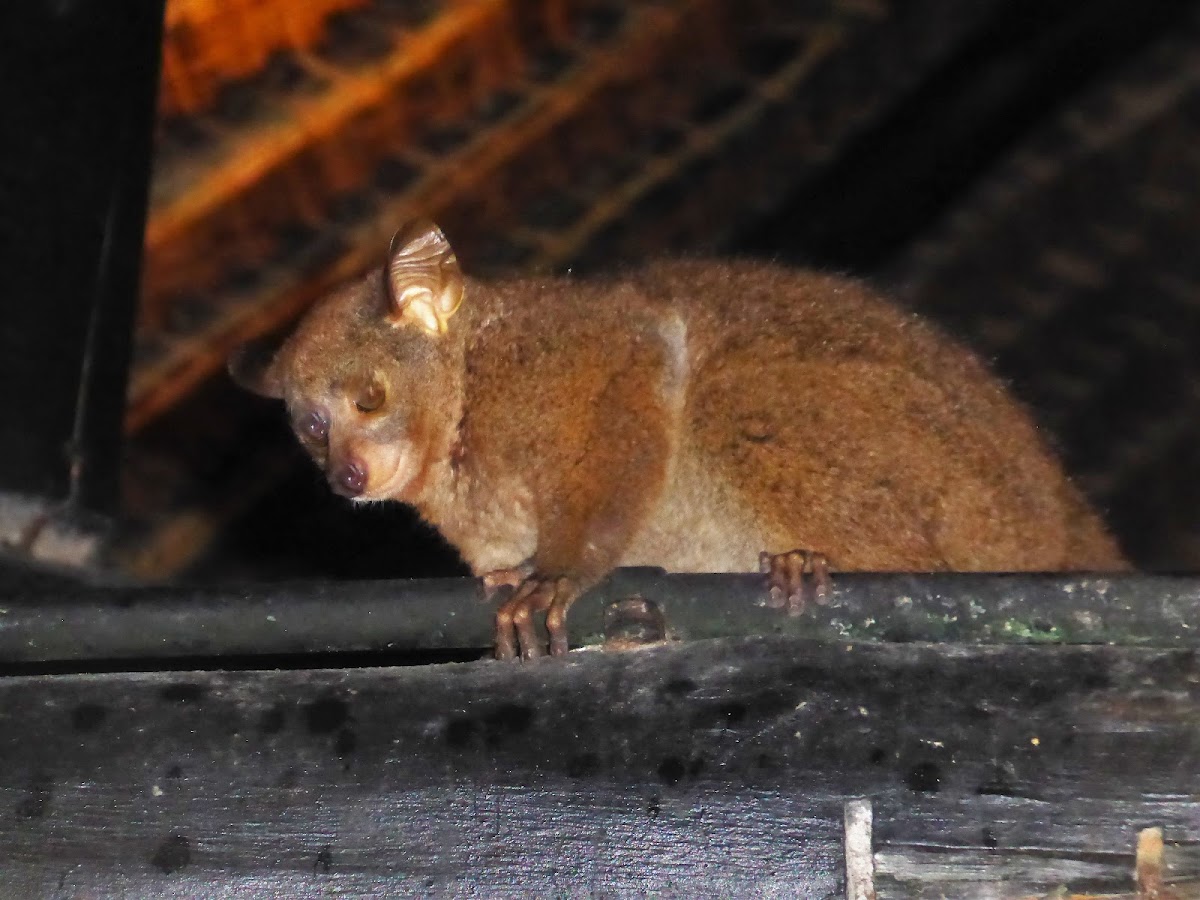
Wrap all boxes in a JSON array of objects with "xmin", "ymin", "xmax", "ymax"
[{"xmin": 331, "ymin": 459, "xmax": 368, "ymax": 497}]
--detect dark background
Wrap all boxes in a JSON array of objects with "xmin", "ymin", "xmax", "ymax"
[{"xmin": 4, "ymin": 0, "xmax": 1200, "ymax": 583}]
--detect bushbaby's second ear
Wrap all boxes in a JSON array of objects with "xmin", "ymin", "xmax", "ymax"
[
  {"xmin": 228, "ymin": 339, "xmax": 285, "ymax": 399},
  {"xmin": 386, "ymin": 219, "xmax": 464, "ymax": 335}
]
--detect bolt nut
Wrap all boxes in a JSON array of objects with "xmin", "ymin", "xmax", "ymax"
[{"xmin": 603, "ymin": 595, "xmax": 666, "ymax": 650}]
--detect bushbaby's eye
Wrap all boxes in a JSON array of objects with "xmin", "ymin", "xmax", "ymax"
[
  {"xmin": 299, "ymin": 410, "xmax": 329, "ymax": 442},
  {"xmin": 355, "ymin": 379, "xmax": 385, "ymax": 413}
]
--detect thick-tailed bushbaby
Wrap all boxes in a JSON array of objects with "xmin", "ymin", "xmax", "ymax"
[{"xmin": 231, "ymin": 220, "xmax": 1127, "ymax": 659}]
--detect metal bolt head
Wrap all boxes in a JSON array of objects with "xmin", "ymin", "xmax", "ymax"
[{"xmin": 603, "ymin": 596, "xmax": 667, "ymax": 650}]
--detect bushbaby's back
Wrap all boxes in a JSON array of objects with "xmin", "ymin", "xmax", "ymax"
[{"xmin": 617, "ymin": 259, "xmax": 1126, "ymax": 572}]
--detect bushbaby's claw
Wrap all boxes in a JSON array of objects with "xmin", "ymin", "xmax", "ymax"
[
  {"xmin": 493, "ymin": 575, "xmax": 579, "ymax": 660},
  {"xmin": 760, "ymin": 549, "xmax": 831, "ymax": 615}
]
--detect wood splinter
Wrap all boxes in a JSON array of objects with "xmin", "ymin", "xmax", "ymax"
[
  {"xmin": 1137, "ymin": 826, "xmax": 1182, "ymax": 900},
  {"xmin": 845, "ymin": 798, "xmax": 876, "ymax": 900}
]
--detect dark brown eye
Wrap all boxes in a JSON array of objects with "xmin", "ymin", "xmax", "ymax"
[
  {"xmin": 355, "ymin": 379, "xmax": 385, "ymax": 413},
  {"xmin": 299, "ymin": 410, "xmax": 329, "ymax": 442}
]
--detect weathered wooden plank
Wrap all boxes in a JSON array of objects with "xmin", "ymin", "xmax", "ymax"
[
  {"xmin": 871, "ymin": 808, "xmax": 1200, "ymax": 897},
  {"xmin": 874, "ymin": 797, "xmax": 1200, "ymax": 856},
  {"xmin": 873, "ymin": 847, "xmax": 1200, "ymax": 899},
  {"xmin": 875, "ymin": 846, "xmax": 1126, "ymax": 896},
  {"xmin": 2, "ymin": 638, "xmax": 1199, "ymax": 895}
]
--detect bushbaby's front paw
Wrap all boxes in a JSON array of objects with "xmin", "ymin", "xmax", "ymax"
[
  {"xmin": 759, "ymin": 549, "xmax": 831, "ymax": 615},
  {"xmin": 493, "ymin": 575, "xmax": 580, "ymax": 661}
]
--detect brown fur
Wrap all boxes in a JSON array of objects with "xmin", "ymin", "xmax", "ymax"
[{"xmin": 234, "ymin": 242, "xmax": 1129, "ymax": 592}]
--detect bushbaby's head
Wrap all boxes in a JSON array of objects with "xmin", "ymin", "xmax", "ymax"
[{"xmin": 230, "ymin": 220, "xmax": 467, "ymax": 504}]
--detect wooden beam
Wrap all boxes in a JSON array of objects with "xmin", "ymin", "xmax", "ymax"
[{"xmin": 2, "ymin": 636, "xmax": 1199, "ymax": 894}]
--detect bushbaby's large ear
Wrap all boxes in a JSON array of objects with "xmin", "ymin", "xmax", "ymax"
[
  {"xmin": 386, "ymin": 219, "xmax": 464, "ymax": 335},
  {"xmin": 228, "ymin": 339, "xmax": 285, "ymax": 399}
]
